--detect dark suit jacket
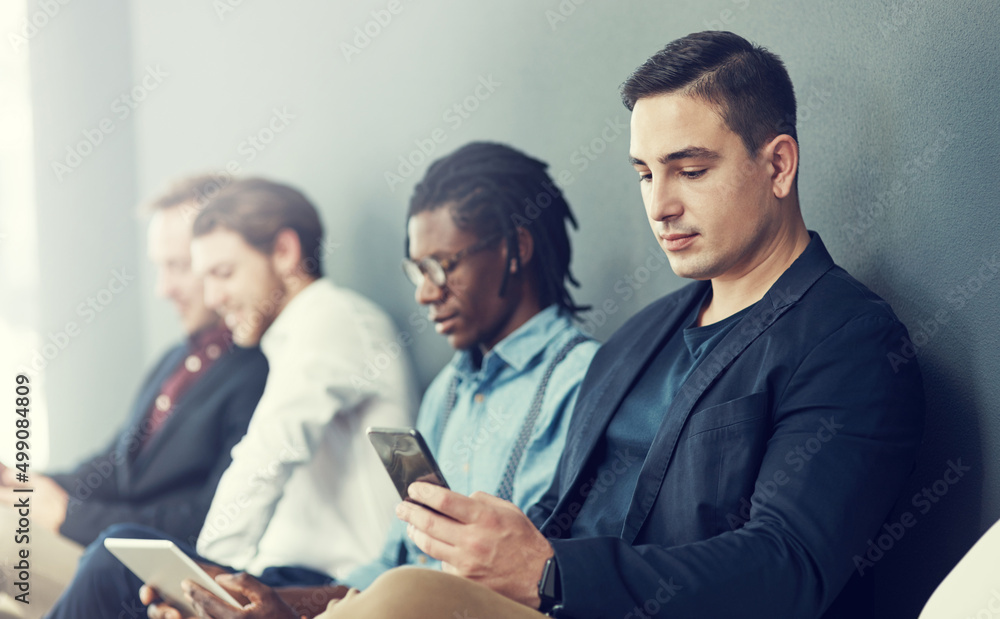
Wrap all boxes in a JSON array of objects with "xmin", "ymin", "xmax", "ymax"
[
  {"xmin": 529, "ymin": 233, "xmax": 925, "ymax": 618},
  {"xmin": 50, "ymin": 341, "xmax": 268, "ymax": 546}
]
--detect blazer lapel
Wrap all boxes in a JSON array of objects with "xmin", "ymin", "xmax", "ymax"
[
  {"xmin": 553, "ymin": 282, "xmax": 709, "ymax": 521},
  {"xmin": 115, "ymin": 345, "xmax": 187, "ymax": 486},
  {"xmin": 131, "ymin": 347, "xmax": 238, "ymax": 475},
  {"xmin": 621, "ymin": 232, "xmax": 836, "ymax": 543}
]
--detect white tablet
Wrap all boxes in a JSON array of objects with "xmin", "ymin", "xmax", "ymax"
[{"xmin": 103, "ymin": 538, "xmax": 241, "ymax": 615}]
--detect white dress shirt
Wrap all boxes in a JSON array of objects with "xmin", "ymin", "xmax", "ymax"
[{"xmin": 196, "ymin": 279, "xmax": 416, "ymax": 579}]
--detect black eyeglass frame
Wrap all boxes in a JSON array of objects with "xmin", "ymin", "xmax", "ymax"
[{"xmin": 401, "ymin": 233, "xmax": 503, "ymax": 289}]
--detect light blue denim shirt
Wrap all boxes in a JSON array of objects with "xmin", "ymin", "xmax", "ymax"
[{"xmin": 343, "ymin": 305, "xmax": 599, "ymax": 588}]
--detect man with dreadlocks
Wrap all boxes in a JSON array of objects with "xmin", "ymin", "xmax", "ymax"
[
  {"xmin": 340, "ymin": 140, "xmax": 599, "ymax": 589},
  {"xmin": 402, "ymin": 140, "xmax": 591, "ymax": 354},
  {"xmin": 139, "ymin": 141, "xmax": 599, "ymax": 619}
]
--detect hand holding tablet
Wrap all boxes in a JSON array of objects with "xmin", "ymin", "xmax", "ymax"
[{"xmin": 103, "ymin": 538, "xmax": 241, "ymax": 616}]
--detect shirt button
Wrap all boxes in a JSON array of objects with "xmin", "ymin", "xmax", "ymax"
[
  {"xmin": 206, "ymin": 344, "xmax": 222, "ymax": 360},
  {"xmin": 185, "ymin": 355, "xmax": 202, "ymax": 372},
  {"xmin": 462, "ymin": 463, "xmax": 470, "ymax": 473},
  {"xmin": 155, "ymin": 394, "xmax": 171, "ymax": 411},
  {"xmin": 474, "ymin": 393, "xmax": 484, "ymax": 404},
  {"xmin": 417, "ymin": 555, "xmax": 428, "ymax": 565}
]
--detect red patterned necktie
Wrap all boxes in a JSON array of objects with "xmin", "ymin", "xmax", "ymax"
[{"xmin": 139, "ymin": 324, "xmax": 233, "ymax": 449}]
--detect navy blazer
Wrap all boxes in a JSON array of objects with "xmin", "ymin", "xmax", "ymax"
[
  {"xmin": 50, "ymin": 341, "xmax": 268, "ymax": 546},
  {"xmin": 529, "ymin": 233, "xmax": 925, "ymax": 618}
]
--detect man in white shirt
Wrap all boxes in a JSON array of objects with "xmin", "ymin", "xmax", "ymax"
[
  {"xmin": 45, "ymin": 178, "xmax": 416, "ymax": 619},
  {"xmin": 0, "ymin": 175, "xmax": 268, "ymax": 618}
]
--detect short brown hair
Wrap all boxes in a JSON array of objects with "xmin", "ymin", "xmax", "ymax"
[
  {"xmin": 192, "ymin": 178, "xmax": 325, "ymax": 277},
  {"xmin": 143, "ymin": 173, "xmax": 233, "ymax": 214}
]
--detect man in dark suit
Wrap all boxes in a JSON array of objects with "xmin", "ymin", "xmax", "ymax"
[
  {"xmin": 0, "ymin": 175, "xmax": 268, "ymax": 550},
  {"xmin": 181, "ymin": 31, "xmax": 923, "ymax": 619}
]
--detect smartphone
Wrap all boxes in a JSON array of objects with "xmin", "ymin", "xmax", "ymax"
[
  {"xmin": 366, "ymin": 427, "xmax": 450, "ymax": 506},
  {"xmin": 104, "ymin": 538, "xmax": 241, "ymax": 615}
]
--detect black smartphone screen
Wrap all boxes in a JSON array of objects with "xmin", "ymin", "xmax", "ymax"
[{"xmin": 367, "ymin": 427, "xmax": 450, "ymax": 502}]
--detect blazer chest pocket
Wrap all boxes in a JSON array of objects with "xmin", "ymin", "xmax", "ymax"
[
  {"xmin": 685, "ymin": 391, "xmax": 769, "ymax": 438},
  {"xmin": 676, "ymin": 391, "xmax": 772, "ymax": 534}
]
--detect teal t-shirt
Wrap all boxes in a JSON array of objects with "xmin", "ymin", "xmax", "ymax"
[{"xmin": 570, "ymin": 294, "xmax": 755, "ymax": 538}]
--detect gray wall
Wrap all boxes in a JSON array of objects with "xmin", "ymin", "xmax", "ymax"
[
  {"xmin": 29, "ymin": 0, "xmax": 999, "ymax": 615},
  {"xmin": 27, "ymin": 0, "xmax": 144, "ymax": 472}
]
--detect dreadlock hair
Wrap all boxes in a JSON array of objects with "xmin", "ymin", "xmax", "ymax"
[{"xmin": 406, "ymin": 141, "xmax": 588, "ymax": 317}]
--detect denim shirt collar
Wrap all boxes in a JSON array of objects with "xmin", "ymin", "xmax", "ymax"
[{"xmin": 450, "ymin": 305, "xmax": 572, "ymax": 379}]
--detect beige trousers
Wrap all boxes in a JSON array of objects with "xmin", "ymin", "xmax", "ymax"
[
  {"xmin": 317, "ymin": 567, "xmax": 549, "ymax": 619},
  {"xmin": 0, "ymin": 506, "xmax": 83, "ymax": 619}
]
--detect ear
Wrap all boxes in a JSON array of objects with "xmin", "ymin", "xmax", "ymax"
[
  {"xmin": 508, "ymin": 227, "xmax": 535, "ymax": 274},
  {"xmin": 271, "ymin": 228, "xmax": 305, "ymax": 279},
  {"xmin": 763, "ymin": 134, "xmax": 799, "ymax": 199}
]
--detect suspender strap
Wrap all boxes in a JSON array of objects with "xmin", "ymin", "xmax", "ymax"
[
  {"xmin": 495, "ymin": 334, "xmax": 590, "ymax": 502},
  {"xmin": 438, "ymin": 374, "xmax": 461, "ymax": 443},
  {"xmin": 436, "ymin": 334, "xmax": 591, "ymax": 501}
]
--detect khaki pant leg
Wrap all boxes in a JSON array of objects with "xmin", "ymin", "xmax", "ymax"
[
  {"xmin": 0, "ymin": 505, "xmax": 83, "ymax": 619},
  {"xmin": 318, "ymin": 567, "xmax": 548, "ymax": 619}
]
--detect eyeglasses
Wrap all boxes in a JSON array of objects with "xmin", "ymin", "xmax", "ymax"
[{"xmin": 402, "ymin": 234, "xmax": 502, "ymax": 289}]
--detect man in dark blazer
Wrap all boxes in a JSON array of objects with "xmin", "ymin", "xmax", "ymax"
[
  {"xmin": 0, "ymin": 175, "xmax": 267, "ymax": 550},
  {"xmin": 218, "ymin": 32, "xmax": 922, "ymax": 619}
]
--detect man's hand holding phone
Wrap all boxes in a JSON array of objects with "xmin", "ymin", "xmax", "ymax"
[{"xmin": 395, "ymin": 482, "xmax": 554, "ymax": 609}]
